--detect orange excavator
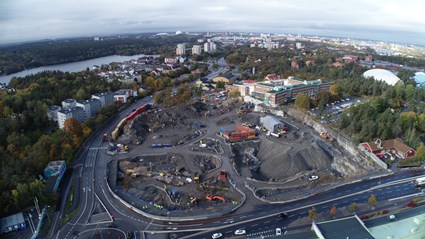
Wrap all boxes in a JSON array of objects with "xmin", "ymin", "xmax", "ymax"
[{"xmin": 206, "ymin": 195, "xmax": 225, "ymax": 202}]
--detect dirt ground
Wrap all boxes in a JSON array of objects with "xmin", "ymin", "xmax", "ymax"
[{"xmin": 109, "ymin": 93, "xmax": 382, "ymax": 213}]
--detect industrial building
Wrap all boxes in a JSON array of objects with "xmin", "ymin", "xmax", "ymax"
[{"xmin": 260, "ymin": 115, "xmax": 285, "ymax": 133}]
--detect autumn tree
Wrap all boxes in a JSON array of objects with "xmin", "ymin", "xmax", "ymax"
[
  {"xmin": 330, "ymin": 205, "xmax": 337, "ymax": 218},
  {"xmin": 308, "ymin": 207, "xmax": 317, "ymax": 219},
  {"xmin": 348, "ymin": 202, "xmax": 358, "ymax": 213},
  {"xmin": 368, "ymin": 194, "xmax": 377, "ymax": 207},
  {"xmin": 330, "ymin": 84, "xmax": 343, "ymax": 97},
  {"xmin": 295, "ymin": 93, "xmax": 310, "ymax": 110}
]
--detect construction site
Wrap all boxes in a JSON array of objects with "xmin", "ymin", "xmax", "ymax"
[{"xmin": 105, "ymin": 93, "xmax": 383, "ymax": 216}]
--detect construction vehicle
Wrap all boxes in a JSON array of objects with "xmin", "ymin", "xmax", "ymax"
[
  {"xmin": 193, "ymin": 172, "xmax": 200, "ymax": 183},
  {"xmin": 107, "ymin": 143, "xmax": 129, "ymax": 155},
  {"xmin": 320, "ymin": 132, "xmax": 334, "ymax": 141},
  {"xmin": 206, "ymin": 195, "xmax": 225, "ymax": 202}
]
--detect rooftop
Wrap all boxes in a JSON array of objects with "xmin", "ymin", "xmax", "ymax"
[{"xmin": 313, "ymin": 215, "xmax": 374, "ymax": 239}]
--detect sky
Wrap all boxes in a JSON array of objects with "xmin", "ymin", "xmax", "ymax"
[{"xmin": 1, "ymin": 0, "xmax": 425, "ymax": 45}]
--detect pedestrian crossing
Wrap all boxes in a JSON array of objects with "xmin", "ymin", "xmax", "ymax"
[{"xmin": 246, "ymin": 229, "xmax": 277, "ymax": 238}]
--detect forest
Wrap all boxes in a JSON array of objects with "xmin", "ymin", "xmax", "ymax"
[
  {"xmin": 0, "ymin": 34, "xmax": 198, "ymax": 75},
  {"xmin": 0, "ymin": 71, "xmax": 124, "ymax": 216}
]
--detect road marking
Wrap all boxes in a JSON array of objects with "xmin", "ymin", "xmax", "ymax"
[{"xmin": 388, "ymin": 193, "xmax": 420, "ymax": 201}]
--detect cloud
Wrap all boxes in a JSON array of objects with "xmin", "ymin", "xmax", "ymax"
[{"xmin": 0, "ymin": 0, "xmax": 424, "ymax": 45}]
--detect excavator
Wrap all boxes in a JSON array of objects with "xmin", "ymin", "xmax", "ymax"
[{"xmin": 206, "ymin": 195, "xmax": 225, "ymax": 202}]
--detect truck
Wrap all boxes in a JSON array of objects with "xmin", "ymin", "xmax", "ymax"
[{"xmin": 414, "ymin": 177, "xmax": 425, "ymax": 187}]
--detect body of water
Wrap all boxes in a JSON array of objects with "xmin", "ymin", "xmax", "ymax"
[{"xmin": 0, "ymin": 54, "xmax": 150, "ymax": 84}]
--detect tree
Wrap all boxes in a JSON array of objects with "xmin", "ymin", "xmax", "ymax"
[
  {"xmin": 216, "ymin": 81, "xmax": 225, "ymax": 89},
  {"xmin": 415, "ymin": 143, "xmax": 425, "ymax": 162},
  {"xmin": 295, "ymin": 93, "xmax": 310, "ymax": 110},
  {"xmin": 348, "ymin": 202, "xmax": 358, "ymax": 213},
  {"xmin": 308, "ymin": 207, "xmax": 317, "ymax": 219},
  {"xmin": 368, "ymin": 194, "xmax": 377, "ymax": 207},
  {"xmin": 330, "ymin": 205, "xmax": 336, "ymax": 218},
  {"xmin": 228, "ymin": 90, "xmax": 241, "ymax": 98},
  {"xmin": 330, "ymin": 84, "xmax": 343, "ymax": 97}
]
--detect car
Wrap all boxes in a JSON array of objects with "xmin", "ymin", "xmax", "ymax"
[
  {"xmin": 212, "ymin": 232, "xmax": 223, "ymax": 239},
  {"xmin": 277, "ymin": 212, "xmax": 288, "ymax": 220},
  {"xmin": 276, "ymin": 228, "xmax": 282, "ymax": 235},
  {"xmin": 234, "ymin": 229, "xmax": 246, "ymax": 235},
  {"xmin": 308, "ymin": 175, "xmax": 319, "ymax": 181}
]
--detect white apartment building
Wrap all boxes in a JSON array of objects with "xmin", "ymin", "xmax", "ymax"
[
  {"xmin": 57, "ymin": 107, "xmax": 85, "ymax": 129},
  {"xmin": 61, "ymin": 99, "xmax": 76, "ymax": 110},
  {"xmin": 76, "ymin": 99, "xmax": 101, "ymax": 118},
  {"xmin": 176, "ymin": 43, "xmax": 186, "ymax": 55},
  {"xmin": 192, "ymin": 45, "xmax": 202, "ymax": 55},
  {"xmin": 47, "ymin": 105, "xmax": 61, "ymax": 122},
  {"xmin": 91, "ymin": 92, "xmax": 114, "ymax": 107},
  {"xmin": 203, "ymin": 39, "xmax": 217, "ymax": 53}
]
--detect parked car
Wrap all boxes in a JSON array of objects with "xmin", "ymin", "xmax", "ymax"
[
  {"xmin": 309, "ymin": 175, "xmax": 319, "ymax": 181},
  {"xmin": 234, "ymin": 229, "xmax": 246, "ymax": 235},
  {"xmin": 212, "ymin": 232, "xmax": 223, "ymax": 239}
]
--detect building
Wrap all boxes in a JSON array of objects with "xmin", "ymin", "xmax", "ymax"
[
  {"xmin": 192, "ymin": 45, "xmax": 202, "ymax": 55},
  {"xmin": 260, "ymin": 115, "xmax": 285, "ymax": 133},
  {"xmin": 295, "ymin": 42, "xmax": 302, "ymax": 49},
  {"xmin": 44, "ymin": 160, "xmax": 66, "ymax": 192},
  {"xmin": 363, "ymin": 69, "xmax": 402, "ymax": 86},
  {"xmin": 0, "ymin": 213, "xmax": 26, "ymax": 234},
  {"xmin": 47, "ymin": 105, "xmax": 61, "ymax": 122},
  {"xmin": 61, "ymin": 98, "xmax": 76, "ymax": 110},
  {"xmin": 365, "ymin": 55, "xmax": 373, "ymax": 61},
  {"xmin": 359, "ymin": 138, "xmax": 415, "ymax": 160},
  {"xmin": 92, "ymin": 92, "xmax": 114, "ymax": 107},
  {"xmin": 236, "ymin": 77, "xmax": 331, "ymax": 107},
  {"xmin": 204, "ymin": 39, "xmax": 217, "ymax": 53},
  {"xmin": 114, "ymin": 89, "xmax": 135, "ymax": 103},
  {"xmin": 76, "ymin": 99, "xmax": 101, "ymax": 118},
  {"xmin": 312, "ymin": 215, "xmax": 374, "ymax": 239},
  {"xmin": 57, "ymin": 107, "xmax": 85, "ymax": 129},
  {"xmin": 176, "ymin": 43, "xmax": 186, "ymax": 55}
]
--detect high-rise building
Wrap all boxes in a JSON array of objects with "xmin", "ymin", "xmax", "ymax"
[
  {"xmin": 76, "ymin": 99, "xmax": 101, "ymax": 118},
  {"xmin": 192, "ymin": 45, "xmax": 202, "ymax": 55},
  {"xmin": 57, "ymin": 107, "xmax": 85, "ymax": 129},
  {"xmin": 204, "ymin": 39, "xmax": 217, "ymax": 53},
  {"xmin": 176, "ymin": 43, "xmax": 186, "ymax": 55},
  {"xmin": 91, "ymin": 92, "xmax": 114, "ymax": 107}
]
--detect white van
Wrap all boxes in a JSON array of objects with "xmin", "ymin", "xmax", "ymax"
[{"xmin": 276, "ymin": 228, "xmax": 282, "ymax": 235}]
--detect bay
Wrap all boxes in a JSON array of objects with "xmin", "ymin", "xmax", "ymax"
[{"xmin": 0, "ymin": 54, "xmax": 152, "ymax": 84}]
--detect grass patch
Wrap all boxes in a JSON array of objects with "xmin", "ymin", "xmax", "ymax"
[
  {"xmin": 64, "ymin": 182, "xmax": 75, "ymax": 212},
  {"xmin": 61, "ymin": 208, "xmax": 77, "ymax": 226}
]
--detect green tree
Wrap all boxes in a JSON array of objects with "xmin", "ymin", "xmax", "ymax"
[
  {"xmin": 330, "ymin": 84, "xmax": 343, "ymax": 97},
  {"xmin": 415, "ymin": 143, "xmax": 425, "ymax": 163},
  {"xmin": 216, "ymin": 81, "xmax": 225, "ymax": 89},
  {"xmin": 228, "ymin": 90, "xmax": 241, "ymax": 98},
  {"xmin": 295, "ymin": 93, "xmax": 310, "ymax": 110}
]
